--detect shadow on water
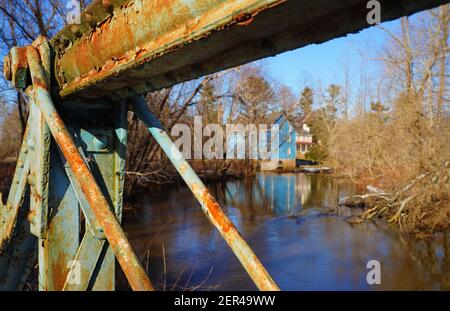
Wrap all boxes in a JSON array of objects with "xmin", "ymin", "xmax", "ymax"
[{"xmin": 121, "ymin": 173, "xmax": 450, "ymax": 290}]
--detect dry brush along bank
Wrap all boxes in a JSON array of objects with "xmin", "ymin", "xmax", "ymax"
[{"xmin": 339, "ymin": 161, "xmax": 450, "ymax": 237}]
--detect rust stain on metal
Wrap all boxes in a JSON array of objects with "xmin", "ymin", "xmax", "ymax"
[
  {"xmin": 50, "ymin": 111, "xmax": 154, "ymax": 291},
  {"xmin": 27, "ymin": 211, "xmax": 36, "ymax": 223},
  {"xmin": 5, "ymin": 46, "xmax": 29, "ymax": 88},
  {"xmin": 31, "ymin": 189, "xmax": 43, "ymax": 204},
  {"xmin": 54, "ymin": 0, "xmax": 287, "ymax": 97},
  {"xmin": 12, "ymin": 47, "xmax": 28, "ymax": 73},
  {"xmin": 234, "ymin": 12, "xmax": 255, "ymax": 26},
  {"xmin": 191, "ymin": 183, "xmax": 233, "ymax": 235},
  {"xmin": 179, "ymin": 163, "xmax": 187, "ymax": 174},
  {"xmin": 3, "ymin": 55, "xmax": 11, "ymax": 80},
  {"xmin": 25, "ymin": 45, "xmax": 155, "ymax": 291},
  {"xmin": 31, "ymin": 76, "xmax": 48, "ymax": 91},
  {"xmin": 52, "ymin": 252, "xmax": 69, "ymax": 290}
]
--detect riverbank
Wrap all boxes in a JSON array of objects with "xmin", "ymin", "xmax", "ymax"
[
  {"xmin": 125, "ymin": 162, "xmax": 334, "ymax": 196},
  {"xmin": 2, "ymin": 157, "xmax": 448, "ymax": 239},
  {"xmin": 337, "ymin": 161, "xmax": 450, "ymax": 238},
  {"xmin": 124, "ymin": 159, "xmax": 258, "ymax": 197}
]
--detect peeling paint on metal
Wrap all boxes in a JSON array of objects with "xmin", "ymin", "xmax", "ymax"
[
  {"xmin": 26, "ymin": 46, "xmax": 154, "ymax": 291},
  {"xmin": 53, "ymin": 0, "xmax": 287, "ymax": 97}
]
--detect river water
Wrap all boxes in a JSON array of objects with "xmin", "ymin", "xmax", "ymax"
[{"xmin": 122, "ymin": 173, "xmax": 450, "ymax": 291}]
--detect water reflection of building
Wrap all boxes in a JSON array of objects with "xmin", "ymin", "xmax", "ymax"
[
  {"xmin": 257, "ymin": 173, "xmax": 312, "ymax": 215},
  {"xmin": 295, "ymin": 174, "xmax": 312, "ymax": 206}
]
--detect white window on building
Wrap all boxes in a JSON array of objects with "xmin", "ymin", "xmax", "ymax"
[{"xmin": 288, "ymin": 148, "xmax": 291, "ymax": 155}]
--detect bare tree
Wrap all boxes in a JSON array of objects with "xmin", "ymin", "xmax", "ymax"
[
  {"xmin": 232, "ymin": 64, "xmax": 276, "ymax": 124},
  {"xmin": 327, "ymin": 5, "xmax": 450, "ymax": 235},
  {"xmin": 0, "ymin": 0, "xmax": 90, "ymax": 133}
]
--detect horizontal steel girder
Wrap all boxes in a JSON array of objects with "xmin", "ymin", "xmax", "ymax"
[{"xmin": 51, "ymin": 0, "xmax": 449, "ymax": 99}]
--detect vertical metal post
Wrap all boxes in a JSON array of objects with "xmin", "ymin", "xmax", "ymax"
[
  {"xmin": 0, "ymin": 123, "xmax": 37, "ymax": 290},
  {"xmin": 131, "ymin": 95, "xmax": 280, "ymax": 291},
  {"xmin": 26, "ymin": 46, "xmax": 154, "ymax": 291}
]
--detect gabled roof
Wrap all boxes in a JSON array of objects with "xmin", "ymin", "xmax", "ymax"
[
  {"xmin": 266, "ymin": 112, "xmax": 292, "ymax": 126},
  {"xmin": 266, "ymin": 112, "xmax": 312, "ymax": 136},
  {"xmin": 264, "ymin": 112, "xmax": 284, "ymax": 124}
]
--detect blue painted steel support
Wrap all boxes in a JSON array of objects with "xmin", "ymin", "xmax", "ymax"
[
  {"xmin": 0, "ymin": 123, "xmax": 36, "ymax": 290},
  {"xmin": 26, "ymin": 45, "xmax": 154, "ymax": 291}
]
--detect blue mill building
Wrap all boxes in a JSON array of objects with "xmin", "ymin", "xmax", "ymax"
[{"xmin": 261, "ymin": 114, "xmax": 313, "ymax": 171}]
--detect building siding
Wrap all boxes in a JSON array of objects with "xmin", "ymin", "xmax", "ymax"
[{"xmin": 271, "ymin": 115, "xmax": 296, "ymax": 161}]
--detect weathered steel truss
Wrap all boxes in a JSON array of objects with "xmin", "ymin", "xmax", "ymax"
[
  {"xmin": 0, "ymin": 0, "xmax": 448, "ymax": 291},
  {"xmin": 0, "ymin": 39, "xmax": 277, "ymax": 291}
]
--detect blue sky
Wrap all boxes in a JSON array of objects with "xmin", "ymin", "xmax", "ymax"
[{"xmin": 260, "ymin": 18, "xmax": 401, "ymax": 96}]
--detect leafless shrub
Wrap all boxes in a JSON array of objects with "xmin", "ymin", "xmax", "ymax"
[{"xmin": 331, "ymin": 6, "xmax": 450, "ymax": 235}]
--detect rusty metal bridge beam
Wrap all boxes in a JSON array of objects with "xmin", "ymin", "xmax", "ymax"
[
  {"xmin": 51, "ymin": 0, "xmax": 448, "ymax": 99},
  {"xmin": 26, "ymin": 46, "xmax": 154, "ymax": 291}
]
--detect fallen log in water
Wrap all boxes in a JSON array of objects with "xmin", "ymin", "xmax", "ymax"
[
  {"xmin": 338, "ymin": 161, "xmax": 450, "ymax": 236},
  {"xmin": 339, "ymin": 185, "xmax": 392, "ymax": 207}
]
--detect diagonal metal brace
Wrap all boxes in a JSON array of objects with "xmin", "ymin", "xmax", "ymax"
[{"xmin": 131, "ymin": 95, "xmax": 280, "ymax": 291}]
